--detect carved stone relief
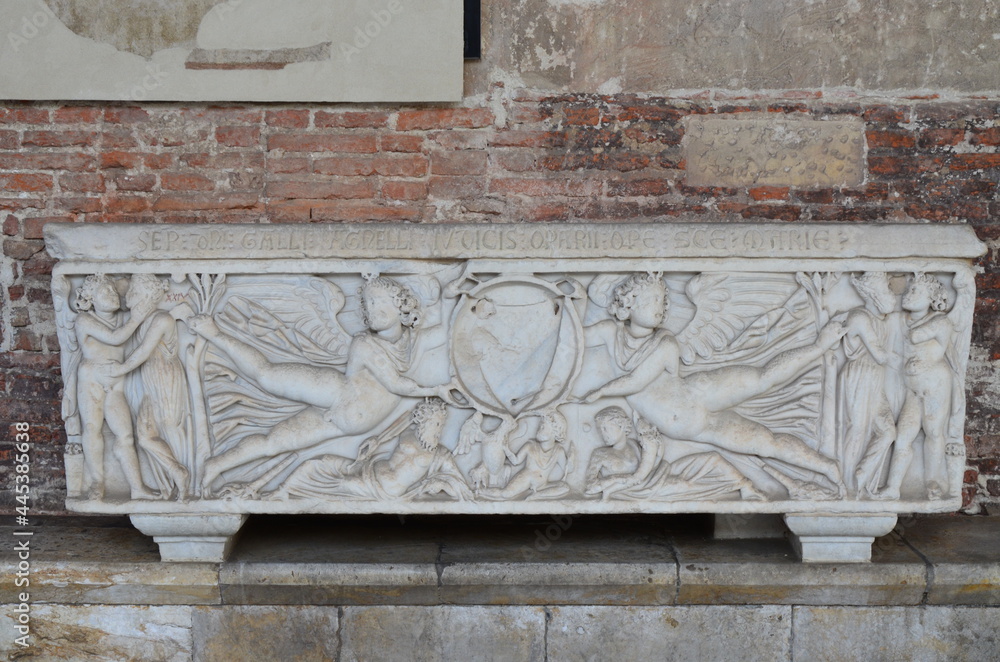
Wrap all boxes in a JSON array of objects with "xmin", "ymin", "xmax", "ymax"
[{"xmin": 45, "ymin": 222, "xmax": 985, "ymax": 562}]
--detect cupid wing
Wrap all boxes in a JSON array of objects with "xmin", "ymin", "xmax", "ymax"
[
  {"xmin": 674, "ymin": 273, "xmax": 804, "ymax": 366},
  {"xmin": 52, "ymin": 275, "xmax": 82, "ymax": 436},
  {"xmin": 215, "ymin": 277, "xmax": 351, "ymax": 368}
]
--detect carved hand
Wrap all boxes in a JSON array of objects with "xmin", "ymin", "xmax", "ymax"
[
  {"xmin": 817, "ymin": 320, "xmax": 847, "ymax": 348},
  {"xmin": 186, "ymin": 314, "xmax": 220, "ymax": 339}
]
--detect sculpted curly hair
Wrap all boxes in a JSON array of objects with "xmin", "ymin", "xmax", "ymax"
[
  {"xmin": 360, "ymin": 276, "xmax": 421, "ymax": 328},
  {"xmin": 539, "ymin": 409, "xmax": 568, "ymax": 443},
  {"xmin": 74, "ymin": 273, "xmax": 113, "ymax": 312},
  {"xmin": 594, "ymin": 406, "xmax": 633, "ymax": 437},
  {"xmin": 909, "ymin": 273, "xmax": 950, "ymax": 312},
  {"xmin": 609, "ymin": 273, "xmax": 668, "ymax": 322},
  {"xmin": 412, "ymin": 398, "xmax": 447, "ymax": 447},
  {"xmin": 126, "ymin": 273, "xmax": 169, "ymax": 312}
]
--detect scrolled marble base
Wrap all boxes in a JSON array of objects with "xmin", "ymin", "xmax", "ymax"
[
  {"xmin": 784, "ymin": 514, "xmax": 898, "ymax": 563},
  {"xmin": 129, "ymin": 514, "xmax": 248, "ymax": 562}
]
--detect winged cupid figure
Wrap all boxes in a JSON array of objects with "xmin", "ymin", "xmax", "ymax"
[
  {"xmin": 187, "ymin": 274, "xmax": 456, "ymax": 494},
  {"xmin": 578, "ymin": 273, "xmax": 847, "ymax": 497}
]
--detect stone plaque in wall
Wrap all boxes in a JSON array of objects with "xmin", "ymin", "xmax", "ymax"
[
  {"xmin": 683, "ymin": 115, "xmax": 866, "ymax": 188},
  {"xmin": 0, "ymin": 0, "xmax": 463, "ymax": 101},
  {"xmin": 44, "ymin": 222, "xmax": 985, "ymax": 563}
]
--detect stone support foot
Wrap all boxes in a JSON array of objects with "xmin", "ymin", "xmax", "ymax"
[
  {"xmin": 783, "ymin": 514, "xmax": 898, "ymax": 563},
  {"xmin": 130, "ymin": 514, "xmax": 248, "ymax": 562}
]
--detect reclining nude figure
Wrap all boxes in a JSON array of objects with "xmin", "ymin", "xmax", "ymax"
[
  {"xmin": 578, "ymin": 273, "xmax": 846, "ymax": 495},
  {"xmin": 187, "ymin": 276, "xmax": 455, "ymax": 493}
]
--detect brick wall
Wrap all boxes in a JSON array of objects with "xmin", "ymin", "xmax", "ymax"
[{"xmin": 1, "ymin": 89, "xmax": 999, "ymax": 513}]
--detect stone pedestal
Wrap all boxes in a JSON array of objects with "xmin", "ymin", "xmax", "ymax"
[
  {"xmin": 784, "ymin": 514, "xmax": 899, "ymax": 563},
  {"xmin": 130, "ymin": 514, "xmax": 248, "ymax": 562}
]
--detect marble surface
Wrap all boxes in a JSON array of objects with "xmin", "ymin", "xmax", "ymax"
[{"xmin": 43, "ymin": 222, "xmax": 986, "ymax": 563}]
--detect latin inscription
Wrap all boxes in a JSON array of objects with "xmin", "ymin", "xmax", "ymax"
[{"xmin": 133, "ymin": 225, "xmax": 850, "ymax": 259}]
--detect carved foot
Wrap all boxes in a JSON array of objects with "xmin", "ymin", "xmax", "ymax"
[
  {"xmin": 130, "ymin": 514, "xmax": 248, "ymax": 562},
  {"xmin": 784, "ymin": 514, "xmax": 898, "ymax": 562}
]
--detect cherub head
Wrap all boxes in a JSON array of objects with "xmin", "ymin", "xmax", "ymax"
[
  {"xmin": 75, "ymin": 274, "xmax": 119, "ymax": 313},
  {"xmin": 125, "ymin": 273, "xmax": 169, "ymax": 316},
  {"xmin": 850, "ymin": 271, "xmax": 895, "ymax": 316},
  {"xmin": 412, "ymin": 398, "xmax": 448, "ymax": 450},
  {"xmin": 594, "ymin": 406, "xmax": 633, "ymax": 446},
  {"xmin": 903, "ymin": 273, "xmax": 949, "ymax": 314},
  {"xmin": 537, "ymin": 409, "xmax": 568, "ymax": 445},
  {"xmin": 360, "ymin": 275, "xmax": 421, "ymax": 331},
  {"xmin": 609, "ymin": 273, "xmax": 668, "ymax": 328}
]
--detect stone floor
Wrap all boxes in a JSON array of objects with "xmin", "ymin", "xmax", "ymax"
[{"xmin": 1, "ymin": 514, "xmax": 998, "ymax": 661}]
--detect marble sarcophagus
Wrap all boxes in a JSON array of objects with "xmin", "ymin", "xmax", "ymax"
[{"xmin": 44, "ymin": 221, "xmax": 986, "ymax": 562}]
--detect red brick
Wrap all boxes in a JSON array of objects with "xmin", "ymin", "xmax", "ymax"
[
  {"xmin": 493, "ymin": 151, "xmax": 540, "ymax": 173},
  {"xmin": 381, "ymin": 134, "xmax": 424, "ymax": 152},
  {"xmin": 314, "ymin": 155, "xmax": 428, "ymax": 177},
  {"xmin": 98, "ymin": 130, "xmax": 138, "ymax": 150},
  {"xmin": 617, "ymin": 105, "xmax": 687, "ymax": 122},
  {"xmin": 179, "ymin": 108, "xmax": 263, "ymax": 124},
  {"xmin": 0, "ymin": 199, "xmax": 45, "ymax": 211},
  {"xmin": 3, "ymin": 215, "xmax": 18, "ymax": 235},
  {"xmin": 107, "ymin": 196, "xmax": 151, "ymax": 213},
  {"xmin": 3, "ymin": 239, "xmax": 44, "ymax": 260},
  {"xmin": 524, "ymin": 203, "xmax": 573, "ymax": 222},
  {"xmin": 114, "ymin": 173, "xmax": 156, "ymax": 192},
  {"xmin": 265, "ymin": 180, "xmax": 376, "ymax": 200},
  {"xmin": 60, "ymin": 173, "xmax": 105, "ymax": 193},
  {"xmin": 397, "ymin": 108, "xmax": 494, "ymax": 131},
  {"xmin": 0, "ymin": 174, "xmax": 53, "ymax": 192},
  {"xmin": 266, "ymin": 110, "xmax": 310, "ymax": 128},
  {"xmin": 0, "ymin": 153, "xmax": 95, "ymax": 171},
  {"xmin": 216, "ymin": 126, "xmax": 260, "ymax": 147},
  {"xmin": 608, "ymin": 179, "xmax": 671, "ymax": 197},
  {"xmin": 271, "ymin": 158, "xmax": 311, "ymax": 174},
  {"xmin": 104, "ymin": 107, "xmax": 150, "ymax": 123},
  {"xmin": 749, "ymin": 186, "xmax": 790, "ymax": 201},
  {"xmin": 987, "ymin": 479, "xmax": 1000, "ymax": 497},
  {"xmin": 0, "ymin": 130, "xmax": 19, "ymax": 150},
  {"xmin": 23, "ymin": 130, "xmax": 97, "ymax": 148},
  {"xmin": 268, "ymin": 134, "xmax": 377, "ymax": 153},
  {"xmin": 741, "ymin": 204, "xmax": 801, "ymax": 222},
  {"xmin": 144, "ymin": 154, "xmax": 175, "ymax": 169},
  {"xmin": 152, "ymin": 194, "xmax": 259, "ymax": 212},
  {"xmin": 866, "ymin": 129, "xmax": 916, "ymax": 149},
  {"xmin": 55, "ymin": 197, "xmax": 102, "ymax": 213},
  {"xmin": 919, "ymin": 128, "xmax": 965, "ymax": 148},
  {"xmin": 53, "ymin": 107, "xmax": 102, "ymax": 124},
  {"xmin": 862, "ymin": 105, "xmax": 909, "ymax": 123},
  {"xmin": 161, "ymin": 173, "xmax": 215, "ymax": 191},
  {"xmin": 430, "ymin": 151, "xmax": 487, "ymax": 176},
  {"xmin": 793, "ymin": 189, "xmax": 835, "ymax": 204},
  {"xmin": 489, "ymin": 131, "xmax": 566, "ymax": 148},
  {"xmin": 382, "ymin": 180, "xmax": 428, "ymax": 201},
  {"xmin": 948, "ymin": 154, "xmax": 1000, "ymax": 171},
  {"xmin": 970, "ymin": 127, "xmax": 1000, "ymax": 147},
  {"xmin": 101, "ymin": 151, "xmax": 142, "ymax": 169},
  {"xmin": 540, "ymin": 153, "xmax": 651, "ymax": 171},
  {"xmin": 563, "ymin": 108, "xmax": 602, "ymax": 126},
  {"xmin": 12, "ymin": 329, "xmax": 41, "ymax": 351},
  {"xmin": 24, "ymin": 216, "xmax": 71, "ymax": 240},
  {"xmin": 314, "ymin": 111, "xmax": 390, "ymax": 128},
  {"xmin": 428, "ymin": 176, "xmax": 487, "ymax": 199},
  {"xmin": 428, "ymin": 131, "xmax": 487, "ymax": 151},
  {"xmin": 308, "ymin": 201, "xmax": 421, "ymax": 222},
  {"xmin": 0, "ymin": 108, "xmax": 49, "ymax": 124}
]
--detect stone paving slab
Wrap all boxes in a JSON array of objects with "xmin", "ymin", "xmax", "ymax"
[
  {"xmin": 792, "ymin": 606, "xmax": 1000, "ymax": 662},
  {"xmin": 192, "ymin": 606, "xmax": 340, "ymax": 662},
  {"xmin": 899, "ymin": 516, "xmax": 1000, "ymax": 606},
  {"xmin": 547, "ymin": 605, "xmax": 792, "ymax": 661}
]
